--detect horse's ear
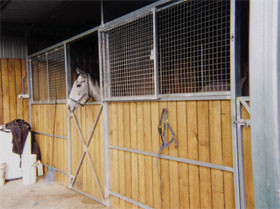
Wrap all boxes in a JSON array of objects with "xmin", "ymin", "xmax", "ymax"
[{"xmin": 76, "ymin": 67, "xmax": 86, "ymax": 75}]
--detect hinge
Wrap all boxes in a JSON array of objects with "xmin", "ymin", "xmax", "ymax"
[{"xmin": 233, "ymin": 119, "xmax": 251, "ymax": 128}]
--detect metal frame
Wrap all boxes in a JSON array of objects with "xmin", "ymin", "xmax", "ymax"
[
  {"xmin": 236, "ymin": 96, "xmax": 251, "ymax": 209},
  {"xmin": 230, "ymin": 0, "xmax": 242, "ymax": 208}
]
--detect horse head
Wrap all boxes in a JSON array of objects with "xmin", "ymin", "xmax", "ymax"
[{"xmin": 67, "ymin": 68, "xmax": 100, "ymax": 112}]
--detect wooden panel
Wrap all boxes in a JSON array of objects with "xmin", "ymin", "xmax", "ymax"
[
  {"xmin": 242, "ymin": 104, "xmax": 254, "ymax": 209},
  {"xmin": 209, "ymin": 101, "xmax": 225, "ymax": 209},
  {"xmin": 187, "ymin": 101, "xmax": 201, "ymax": 209},
  {"xmin": 0, "ymin": 59, "xmax": 3, "ymax": 124},
  {"xmin": 197, "ymin": 101, "xmax": 212, "ymax": 209},
  {"xmin": 21, "ymin": 59, "xmax": 29, "ymax": 123},
  {"xmin": 143, "ymin": 102, "xmax": 153, "ymax": 207},
  {"xmin": 151, "ymin": 102, "xmax": 161, "ymax": 209},
  {"xmin": 123, "ymin": 102, "xmax": 132, "ymax": 209},
  {"xmin": 159, "ymin": 102, "xmax": 170, "ymax": 209},
  {"xmin": 177, "ymin": 101, "xmax": 190, "ymax": 209},
  {"xmin": 1, "ymin": 59, "xmax": 10, "ymax": 123},
  {"xmin": 69, "ymin": 104, "xmax": 104, "ymax": 201},
  {"xmin": 34, "ymin": 134, "xmax": 68, "ymax": 186},
  {"xmin": 108, "ymin": 100, "xmax": 236, "ymax": 209},
  {"xmin": 8, "ymin": 59, "xmax": 17, "ymax": 121},
  {"xmin": 221, "ymin": 101, "xmax": 235, "ymax": 208},
  {"xmin": 15, "ymin": 59, "xmax": 23, "ymax": 119}
]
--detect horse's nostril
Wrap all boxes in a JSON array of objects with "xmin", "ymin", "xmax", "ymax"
[{"xmin": 77, "ymin": 84, "xmax": 81, "ymax": 88}]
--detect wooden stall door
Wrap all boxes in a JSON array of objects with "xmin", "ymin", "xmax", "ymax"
[{"xmin": 70, "ymin": 104, "xmax": 105, "ymax": 203}]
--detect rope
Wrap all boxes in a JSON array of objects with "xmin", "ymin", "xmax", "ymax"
[{"xmin": 156, "ymin": 108, "xmax": 178, "ymax": 201}]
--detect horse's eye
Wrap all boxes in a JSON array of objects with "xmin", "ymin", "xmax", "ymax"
[{"xmin": 77, "ymin": 84, "xmax": 81, "ymax": 88}]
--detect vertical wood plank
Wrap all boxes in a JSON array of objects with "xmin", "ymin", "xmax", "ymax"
[
  {"xmin": 151, "ymin": 102, "xmax": 161, "ymax": 209},
  {"xmin": 221, "ymin": 101, "xmax": 235, "ymax": 209},
  {"xmin": 130, "ymin": 102, "xmax": 139, "ymax": 209},
  {"xmin": 112, "ymin": 103, "xmax": 120, "ymax": 207},
  {"xmin": 197, "ymin": 101, "xmax": 212, "ymax": 209},
  {"xmin": 21, "ymin": 59, "xmax": 29, "ymax": 123},
  {"xmin": 0, "ymin": 59, "xmax": 3, "ymax": 124},
  {"xmin": 209, "ymin": 101, "xmax": 225, "ymax": 209},
  {"xmin": 242, "ymin": 104, "xmax": 255, "ymax": 209},
  {"xmin": 187, "ymin": 101, "xmax": 200, "ymax": 209},
  {"xmin": 8, "ymin": 59, "xmax": 16, "ymax": 121},
  {"xmin": 177, "ymin": 101, "xmax": 190, "ymax": 209},
  {"xmin": 137, "ymin": 103, "xmax": 145, "ymax": 204},
  {"xmin": 2, "ymin": 59, "xmax": 10, "ymax": 123},
  {"xmin": 118, "ymin": 103, "xmax": 126, "ymax": 208},
  {"xmin": 15, "ymin": 59, "xmax": 23, "ymax": 119},
  {"xmin": 99, "ymin": 109, "xmax": 105, "ymax": 195},
  {"xmin": 159, "ymin": 102, "xmax": 170, "ymax": 209},
  {"xmin": 123, "ymin": 102, "xmax": 132, "ymax": 209},
  {"xmin": 168, "ymin": 101, "xmax": 180, "ymax": 209},
  {"xmin": 143, "ymin": 102, "xmax": 153, "ymax": 207}
]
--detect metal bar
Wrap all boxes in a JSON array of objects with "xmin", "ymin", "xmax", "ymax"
[
  {"xmin": 201, "ymin": 44, "xmax": 204, "ymax": 89},
  {"xmin": 103, "ymin": 95, "xmax": 231, "ymax": 102},
  {"xmin": 87, "ymin": 105, "xmax": 103, "ymax": 144},
  {"xmin": 27, "ymin": 59, "xmax": 33, "ymax": 125},
  {"xmin": 102, "ymin": 102, "xmax": 110, "ymax": 205},
  {"xmin": 32, "ymin": 131, "xmax": 67, "ymax": 140},
  {"xmin": 70, "ymin": 151, "xmax": 86, "ymax": 187},
  {"xmin": 156, "ymin": 0, "xmax": 185, "ymax": 12},
  {"xmin": 98, "ymin": 31, "xmax": 104, "ymax": 101},
  {"xmin": 109, "ymin": 145, "xmax": 234, "ymax": 172},
  {"xmin": 85, "ymin": 150, "xmax": 105, "ymax": 202},
  {"xmin": 42, "ymin": 163, "xmax": 69, "ymax": 176},
  {"xmin": 230, "ymin": 0, "xmax": 242, "ymax": 208},
  {"xmin": 240, "ymin": 100, "xmax": 251, "ymax": 115},
  {"xmin": 72, "ymin": 113, "xmax": 86, "ymax": 143},
  {"xmin": 101, "ymin": 0, "xmax": 172, "ymax": 31},
  {"xmin": 64, "ymin": 43, "xmax": 72, "ymax": 187},
  {"xmin": 100, "ymin": 0, "xmax": 104, "ymax": 26},
  {"xmin": 152, "ymin": 8, "xmax": 159, "ymax": 98},
  {"xmin": 46, "ymin": 53, "xmax": 50, "ymax": 101},
  {"xmin": 105, "ymin": 33, "xmax": 111, "ymax": 98},
  {"xmin": 31, "ymin": 100, "xmax": 67, "ymax": 105},
  {"xmin": 110, "ymin": 191, "xmax": 153, "ymax": 209},
  {"xmin": 71, "ymin": 187, "xmax": 108, "ymax": 207},
  {"xmin": 236, "ymin": 97, "xmax": 246, "ymax": 209}
]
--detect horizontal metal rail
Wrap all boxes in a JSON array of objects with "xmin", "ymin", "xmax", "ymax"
[
  {"xmin": 31, "ymin": 100, "xmax": 67, "ymax": 105},
  {"xmin": 70, "ymin": 187, "xmax": 108, "ymax": 207},
  {"xmin": 110, "ymin": 191, "xmax": 153, "ymax": 209},
  {"xmin": 32, "ymin": 131, "xmax": 67, "ymax": 140},
  {"xmin": 109, "ymin": 145, "xmax": 234, "ymax": 172},
  {"xmin": 42, "ymin": 163, "xmax": 69, "ymax": 176}
]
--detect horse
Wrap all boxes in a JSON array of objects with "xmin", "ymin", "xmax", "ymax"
[{"xmin": 67, "ymin": 68, "xmax": 100, "ymax": 112}]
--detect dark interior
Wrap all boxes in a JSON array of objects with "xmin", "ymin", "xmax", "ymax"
[{"xmin": 0, "ymin": 0, "xmax": 156, "ymax": 54}]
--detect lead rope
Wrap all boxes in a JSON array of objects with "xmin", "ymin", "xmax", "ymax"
[{"xmin": 157, "ymin": 108, "xmax": 178, "ymax": 200}]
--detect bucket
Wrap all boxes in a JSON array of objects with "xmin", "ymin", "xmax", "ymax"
[
  {"xmin": 22, "ymin": 154, "xmax": 37, "ymax": 185},
  {"xmin": 0, "ymin": 162, "xmax": 6, "ymax": 186}
]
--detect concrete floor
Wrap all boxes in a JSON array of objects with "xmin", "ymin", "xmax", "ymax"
[{"xmin": 0, "ymin": 178, "xmax": 108, "ymax": 209}]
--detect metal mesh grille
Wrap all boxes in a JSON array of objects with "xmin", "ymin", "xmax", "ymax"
[
  {"xmin": 158, "ymin": 0, "xmax": 231, "ymax": 94},
  {"xmin": 31, "ymin": 47, "xmax": 66, "ymax": 102},
  {"xmin": 107, "ymin": 14, "xmax": 154, "ymax": 97},
  {"xmin": 48, "ymin": 48, "xmax": 66, "ymax": 100},
  {"xmin": 31, "ymin": 55, "xmax": 48, "ymax": 101}
]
